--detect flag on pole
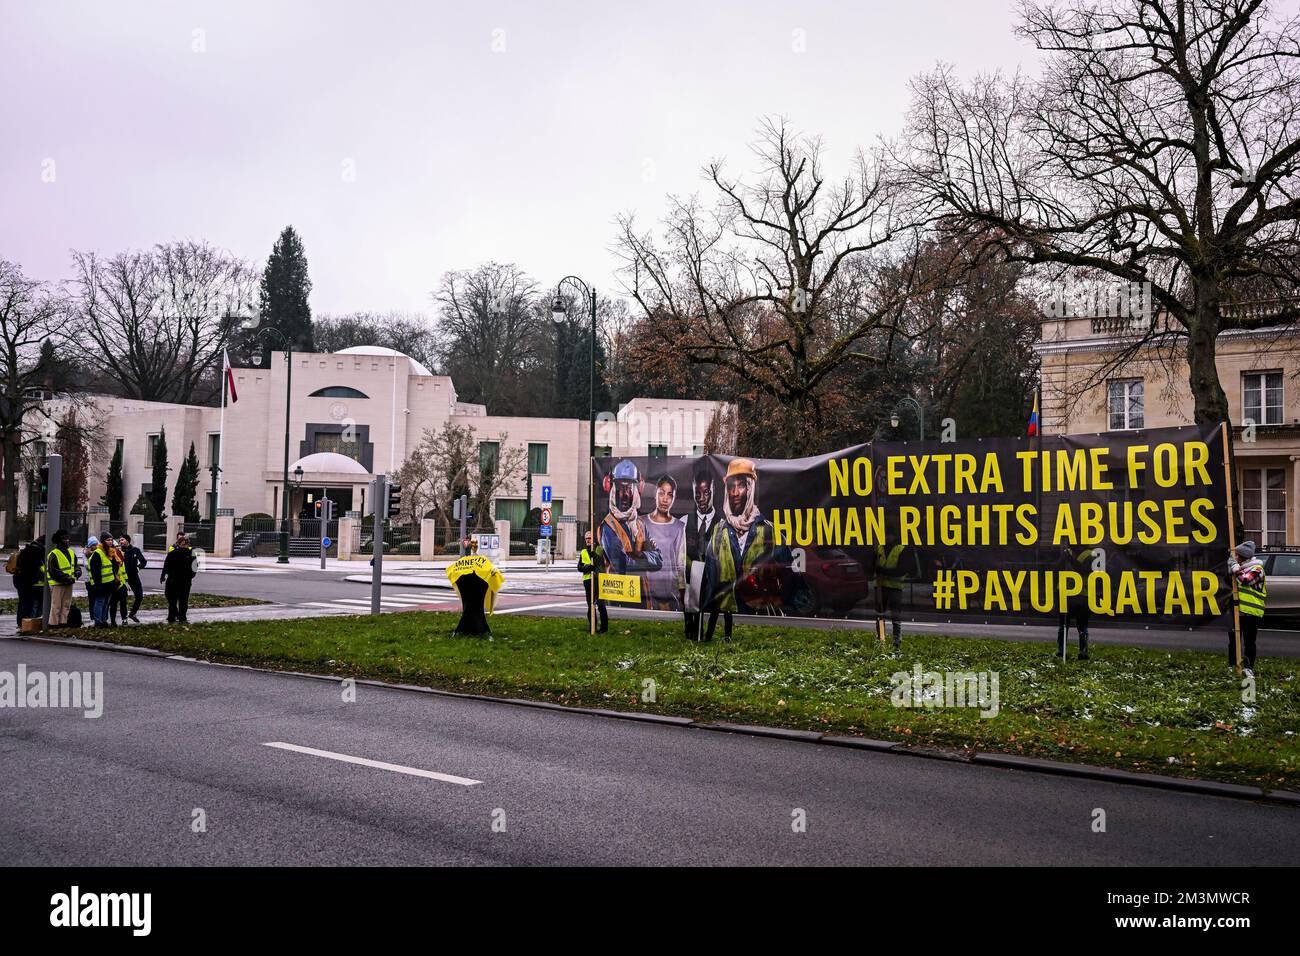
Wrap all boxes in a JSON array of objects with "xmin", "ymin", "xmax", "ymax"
[
  {"xmin": 1027, "ymin": 394, "xmax": 1039, "ymax": 437},
  {"xmin": 223, "ymin": 350, "xmax": 238, "ymax": 403}
]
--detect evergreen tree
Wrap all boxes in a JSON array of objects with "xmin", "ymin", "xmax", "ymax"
[
  {"xmin": 149, "ymin": 425, "xmax": 169, "ymax": 518},
  {"xmin": 101, "ymin": 441, "xmax": 124, "ymax": 520},
  {"xmin": 171, "ymin": 441, "xmax": 201, "ymax": 522},
  {"xmin": 248, "ymin": 225, "xmax": 313, "ymax": 365}
]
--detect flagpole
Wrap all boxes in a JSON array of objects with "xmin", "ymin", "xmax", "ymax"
[{"xmin": 217, "ymin": 352, "xmax": 228, "ymax": 514}]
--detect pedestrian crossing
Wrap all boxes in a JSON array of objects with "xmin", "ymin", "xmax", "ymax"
[{"xmin": 297, "ymin": 591, "xmax": 453, "ymax": 613}]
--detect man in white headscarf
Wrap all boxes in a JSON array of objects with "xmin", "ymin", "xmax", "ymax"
[
  {"xmin": 598, "ymin": 459, "xmax": 662, "ymax": 607},
  {"xmin": 703, "ymin": 457, "xmax": 776, "ymax": 635}
]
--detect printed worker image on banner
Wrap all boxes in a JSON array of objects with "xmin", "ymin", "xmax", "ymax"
[{"xmin": 591, "ymin": 423, "xmax": 1232, "ymax": 627}]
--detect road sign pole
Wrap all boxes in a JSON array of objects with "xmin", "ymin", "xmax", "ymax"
[
  {"xmin": 320, "ymin": 498, "xmax": 329, "ymax": 570},
  {"xmin": 371, "ymin": 475, "xmax": 385, "ymax": 615},
  {"xmin": 458, "ymin": 493, "xmax": 468, "ymax": 556}
]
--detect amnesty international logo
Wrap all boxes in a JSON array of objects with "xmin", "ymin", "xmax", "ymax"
[{"xmin": 598, "ymin": 573, "xmax": 642, "ymax": 604}]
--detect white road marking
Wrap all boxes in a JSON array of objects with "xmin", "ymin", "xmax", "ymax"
[
  {"xmin": 495, "ymin": 601, "xmax": 588, "ymax": 615},
  {"xmin": 263, "ymin": 742, "xmax": 482, "ymax": 786}
]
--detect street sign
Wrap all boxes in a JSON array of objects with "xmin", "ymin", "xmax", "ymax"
[
  {"xmin": 541, "ymin": 485, "xmax": 552, "ymax": 504},
  {"xmin": 322, "ymin": 536, "xmax": 332, "ymax": 548},
  {"xmin": 539, "ymin": 524, "xmax": 552, "ymax": 537},
  {"xmin": 540, "ymin": 507, "xmax": 552, "ymax": 525}
]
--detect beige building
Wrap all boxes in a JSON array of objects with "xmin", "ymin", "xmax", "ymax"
[
  {"xmin": 1038, "ymin": 302, "xmax": 1298, "ymax": 546},
  {"xmin": 19, "ymin": 346, "xmax": 726, "ymax": 531}
]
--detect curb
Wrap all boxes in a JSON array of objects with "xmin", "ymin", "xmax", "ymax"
[{"xmin": 15, "ymin": 634, "xmax": 1300, "ymax": 808}]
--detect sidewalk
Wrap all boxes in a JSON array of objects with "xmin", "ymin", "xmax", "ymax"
[{"xmin": 158, "ymin": 552, "xmax": 577, "ymax": 574}]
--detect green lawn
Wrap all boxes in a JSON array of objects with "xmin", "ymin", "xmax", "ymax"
[
  {"xmin": 69, "ymin": 611, "xmax": 1299, "ymax": 792},
  {"xmin": 2, "ymin": 593, "xmax": 268, "ymax": 615}
]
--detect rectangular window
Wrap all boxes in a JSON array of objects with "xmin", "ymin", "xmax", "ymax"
[
  {"xmin": 494, "ymin": 498, "xmax": 526, "ymax": 527},
  {"xmin": 313, "ymin": 431, "xmax": 361, "ymax": 461},
  {"xmin": 527, "ymin": 442, "xmax": 548, "ymax": 475},
  {"xmin": 595, "ymin": 445, "xmax": 612, "ymax": 459},
  {"xmin": 1242, "ymin": 467, "xmax": 1287, "ymax": 548},
  {"xmin": 147, "ymin": 434, "xmax": 160, "ymax": 466},
  {"xmin": 692, "ymin": 445, "xmax": 705, "ymax": 456},
  {"xmin": 1243, "ymin": 371, "xmax": 1283, "ymax": 425},
  {"xmin": 551, "ymin": 499, "xmax": 564, "ymax": 518},
  {"xmin": 649, "ymin": 444, "xmax": 668, "ymax": 458},
  {"xmin": 479, "ymin": 441, "xmax": 500, "ymax": 476},
  {"xmin": 208, "ymin": 433, "xmax": 220, "ymax": 467},
  {"xmin": 1107, "ymin": 379, "xmax": 1144, "ymax": 430}
]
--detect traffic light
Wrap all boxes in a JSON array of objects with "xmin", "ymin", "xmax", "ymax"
[
  {"xmin": 314, "ymin": 499, "xmax": 323, "ymax": 518},
  {"xmin": 386, "ymin": 482, "xmax": 402, "ymax": 519},
  {"xmin": 38, "ymin": 463, "xmax": 49, "ymax": 507}
]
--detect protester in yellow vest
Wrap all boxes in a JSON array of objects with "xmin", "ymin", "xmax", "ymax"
[
  {"xmin": 45, "ymin": 529, "xmax": 78, "ymax": 628},
  {"xmin": 1228, "ymin": 539, "xmax": 1265, "ymax": 676},
  {"xmin": 106, "ymin": 540, "xmax": 129, "ymax": 626},
  {"xmin": 85, "ymin": 536, "xmax": 117, "ymax": 628},
  {"xmin": 875, "ymin": 535, "xmax": 909, "ymax": 649},
  {"xmin": 1057, "ymin": 543, "xmax": 1096, "ymax": 660},
  {"xmin": 578, "ymin": 530, "xmax": 608, "ymax": 633}
]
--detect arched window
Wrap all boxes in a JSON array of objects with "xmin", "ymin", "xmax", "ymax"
[{"xmin": 308, "ymin": 386, "xmax": 369, "ymax": 399}]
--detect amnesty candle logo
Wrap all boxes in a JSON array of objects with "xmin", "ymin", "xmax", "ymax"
[{"xmin": 598, "ymin": 573, "xmax": 642, "ymax": 603}]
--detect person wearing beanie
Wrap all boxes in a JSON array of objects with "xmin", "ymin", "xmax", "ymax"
[{"xmin": 1227, "ymin": 540, "xmax": 1265, "ymax": 676}]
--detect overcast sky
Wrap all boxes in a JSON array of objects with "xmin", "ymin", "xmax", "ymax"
[{"xmin": 5, "ymin": 1, "xmax": 1054, "ymax": 314}]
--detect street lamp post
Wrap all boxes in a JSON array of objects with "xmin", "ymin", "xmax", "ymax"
[
  {"xmin": 248, "ymin": 326, "xmax": 294, "ymax": 564},
  {"xmin": 889, "ymin": 396, "xmax": 926, "ymax": 442},
  {"xmin": 551, "ymin": 278, "xmax": 598, "ymax": 633}
]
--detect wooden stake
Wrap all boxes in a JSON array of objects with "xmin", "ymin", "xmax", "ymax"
[{"xmin": 1220, "ymin": 422, "xmax": 1243, "ymax": 675}]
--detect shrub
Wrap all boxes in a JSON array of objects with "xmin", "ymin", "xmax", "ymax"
[{"xmin": 130, "ymin": 495, "xmax": 160, "ymax": 521}]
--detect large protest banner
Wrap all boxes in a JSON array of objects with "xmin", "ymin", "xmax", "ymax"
[{"xmin": 592, "ymin": 423, "xmax": 1232, "ymax": 625}]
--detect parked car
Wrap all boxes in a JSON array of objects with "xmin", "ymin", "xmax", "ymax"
[{"xmin": 1258, "ymin": 550, "xmax": 1300, "ymax": 617}]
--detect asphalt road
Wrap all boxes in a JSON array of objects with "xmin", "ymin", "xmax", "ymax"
[{"xmin": 0, "ymin": 640, "xmax": 1295, "ymax": 865}]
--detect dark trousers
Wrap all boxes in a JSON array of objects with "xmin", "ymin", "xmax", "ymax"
[
  {"xmin": 110, "ymin": 585, "xmax": 127, "ymax": 624},
  {"xmin": 127, "ymin": 575, "xmax": 143, "ymax": 617},
  {"xmin": 705, "ymin": 610, "xmax": 733, "ymax": 641},
  {"xmin": 166, "ymin": 585, "xmax": 190, "ymax": 623},
  {"xmin": 15, "ymin": 586, "xmax": 42, "ymax": 628},
  {"xmin": 89, "ymin": 588, "xmax": 110, "ymax": 626},
  {"xmin": 881, "ymin": 586, "xmax": 903, "ymax": 645},
  {"xmin": 1229, "ymin": 616, "xmax": 1259, "ymax": 670},
  {"xmin": 1057, "ymin": 604, "xmax": 1091, "ymax": 657},
  {"xmin": 684, "ymin": 612, "xmax": 702, "ymax": 641},
  {"xmin": 584, "ymin": 579, "xmax": 608, "ymax": 632}
]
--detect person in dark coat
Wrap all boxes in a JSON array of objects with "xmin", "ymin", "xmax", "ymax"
[
  {"xmin": 117, "ymin": 535, "xmax": 147, "ymax": 622},
  {"xmin": 12, "ymin": 539, "xmax": 46, "ymax": 629},
  {"xmin": 160, "ymin": 533, "xmax": 196, "ymax": 623}
]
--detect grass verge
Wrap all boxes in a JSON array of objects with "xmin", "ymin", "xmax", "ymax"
[
  {"xmin": 69, "ymin": 610, "xmax": 1299, "ymax": 793},
  {"xmin": 2, "ymin": 593, "xmax": 268, "ymax": 615}
]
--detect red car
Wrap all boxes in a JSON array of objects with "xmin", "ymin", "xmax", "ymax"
[{"xmin": 734, "ymin": 546, "xmax": 867, "ymax": 617}]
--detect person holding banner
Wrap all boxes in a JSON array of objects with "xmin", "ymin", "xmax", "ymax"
[
  {"xmin": 1227, "ymin": 540, "xmax": 1264, "ymax": 676},
  {"xmin": 875, "ymin": 534, "xmax": 909, "ymax": 648},
  {"xmin": 579, "ymin": 530, "xmax": 609, "ymax": 633},
  {"xmin": 599, "ymin": 459, "xmax": 662, "ymax": 608},
  {"xmin": 1057, "ymin": 543, "xmax": 1096, "ymax": 660}
]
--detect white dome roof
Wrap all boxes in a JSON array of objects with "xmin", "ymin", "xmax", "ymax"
[
  {"xmin": 290, "ymin": 452, "xmax": 370, "ymax": 475},
  {"xmin": 336, "ymin": 345, "xmax": 433, "ymax": 377}
]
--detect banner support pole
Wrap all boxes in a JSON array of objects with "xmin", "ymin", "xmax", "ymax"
[
  {"xmin": 1219, "ymin": 422, "xmax": 1243, "ymax": 676},
  {"xmin": 590, "ymin": 456, "xmax": 597, "ymax": 636}
]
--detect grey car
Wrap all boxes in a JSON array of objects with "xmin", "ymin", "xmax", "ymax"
[{"xmin": 1259, "ymin": 551, "xmax": 1300, "ymax": 616}]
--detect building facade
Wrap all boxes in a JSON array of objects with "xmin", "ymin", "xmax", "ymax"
[
  {"xmin": 1037, "ymin": 303, "xmax": 1299, "ymax": 547},
  {"xmin": 18, "ymin": 346, "xmax": 727, "ymax": 531}
]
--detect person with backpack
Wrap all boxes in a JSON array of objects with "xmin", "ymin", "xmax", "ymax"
[
  {"xmin": 160, "ymin": 532, "xmax": 196, "ymax": 623},
  {"xmin": 118, "ymin": 535, "xmax": 147, "ymax": 623},
  {"xmin": 44, "ymin": 529, "xmax": 79, "ymax": 628},
  {"xmin": 9, "ymin": 539, "xmax": 46, "ymax": 630}
]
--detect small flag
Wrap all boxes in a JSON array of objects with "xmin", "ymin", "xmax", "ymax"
[
  {"xmin": 1027, "ymin": 394, "xmax": 1039, "ymax": 437},
  {"xmin": 223, "ymin": 350, "xmax": 238, "ymax": 404}
]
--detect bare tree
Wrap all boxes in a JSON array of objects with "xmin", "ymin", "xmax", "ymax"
[
  {"xmin": 314, "ymin": 311, "xmax": 439, "ymax": 373},
  {"xmin": 616, "ymin": 118, "xmax": 950, "ymax": 455},
  {"xmin": 0, "ymin": 260, "xmax": 64, "ymax": 546},
  {"xmin": 70, "ymin": 240, "xmax": 255, "ymax": 404},
  {"xmin": 431, "ymin": 263, "xmax": 545, "ymax": 414},
  {"xmin": 393, "ymin": 422, "xmax": 527, "ymax": 533},
  {"xmin": 901, "ymin": 0, "xmax": 1300, "ymax": 431}
]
